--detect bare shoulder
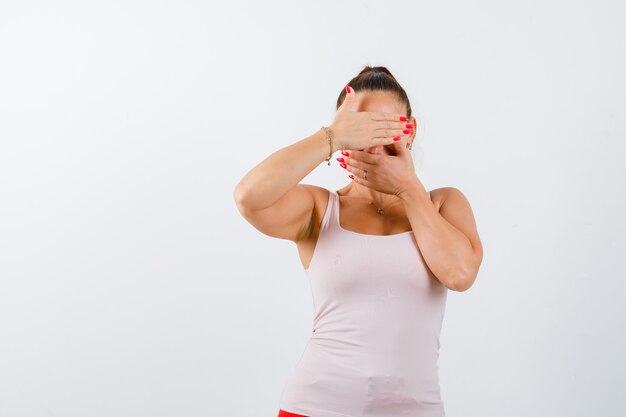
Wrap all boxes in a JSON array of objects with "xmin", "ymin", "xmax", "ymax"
[
  {"xmin": 431, "ymin": 186, "xmax": 477, "ymax": 221},
  {"xmin": 432, "ymin": 186, "xmax": 472, "ymax": 205},
  {"xmin": 427, "ymin": 187, "xmax": 448, "ymax": 212},
  {"xmin": 300, "ymin": 184, "xmax": 331, "ymax": 209}
]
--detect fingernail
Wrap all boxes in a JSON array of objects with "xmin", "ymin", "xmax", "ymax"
[
  {"xmin": 403, "ymin": 129, "xmax": 412, "ymax": 134},
  {"xmin": 393, "ymin": 137, "xmax": 400, "ymax": 141},
  {"xmin": 336, "ymin": 157, "xmax": 345, "ymax": 162},
  {"xmin": 340, "ymin": 163, "xmax": 347, "ymax": 169},
  {"xmin": 399, "ymin": 116, "xmax": 408, "ymax": 121},
  {"xmin": 348, "ymin": 174, "xmax": 355, "ymax": 179},
  {"xmin": 346, "ymin": 85, "xmax": 351, "ymax": 94},
  {"xmin": 405, "ymin": 123, "xmax": 414, "ymax": 128},
  {"xmin": 341, "ymin": 150, "xmax": 350, "ymax": 156}
]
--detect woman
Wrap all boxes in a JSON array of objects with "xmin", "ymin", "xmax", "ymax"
[{"xmin": 234, "ymin": 66, "xmax": 483, "ymax": 417}]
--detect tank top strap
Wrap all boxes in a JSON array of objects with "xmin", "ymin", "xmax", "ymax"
[{"xmin": 318, "ymin": 189, "xmax": 339, "ymax": 232}]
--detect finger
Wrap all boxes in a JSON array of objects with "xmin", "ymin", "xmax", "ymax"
[
  {"xmin": 372, "ymin": 128, "xmax": 409, "ymax": 142},
  {"xmin": 343, "ymin": 161, "xmax": 369, "ymax": 180},
  {"xmin": 344, "ymin": 149, "xmax": 376, "ymax": 163},
  {"xmin": 370, "ymin": 136, "xmax": 404, "ymax": 147},
  {"xmin": 343, "ymin": 149, "xmax": 360, "ymax": 159},
  {"xmin": 348, "ymin": 174, "xmax": 371, "ymax": 188},
  {"xmin": 374, "ymin": 120, "xmax": 408, "ymax": 130},
  {"xmin": 345, "ymin": 154, "xmax": 375, "ymax": 172},
  {"xmin": 338, "ymin": 85, "xmax": 358, "ymax": 112},
  {"xmin": 370, "ymin": 112, "xmax": 410, "ymax": 123},
  {"xmin": 355, "ymin": 151, "xmax": 383, "ymax": 166}
]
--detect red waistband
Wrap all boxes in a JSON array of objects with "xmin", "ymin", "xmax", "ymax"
[{"xmin": 278, "ymin": 409, "xmax": 308, "ymax": 417}]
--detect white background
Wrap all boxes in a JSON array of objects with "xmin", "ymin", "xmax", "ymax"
[{"xmin": 1, "ymin": 1, "xmax": 625, "ymax": 416}]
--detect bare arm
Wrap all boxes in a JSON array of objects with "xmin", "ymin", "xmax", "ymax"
[
  {"xmin": 234, "ymin": 128, "xmax": 336, "ymax": 212},
  {"xmin": 399, "ymin": 181, "xmax": 483, "ymax": 292},
  {"xmin": 233, "ymin": 129, "xmax": 338, "ymax": 241}
]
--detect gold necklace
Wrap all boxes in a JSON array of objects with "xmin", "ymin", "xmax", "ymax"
[{"xmin": 352, "ymin": 184, "xmax": 397, "ymax": 215}]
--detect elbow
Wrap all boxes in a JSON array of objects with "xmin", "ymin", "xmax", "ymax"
[
  {"xmin": 233, "ymin": 181, "xmax": 251, "ymax": 214},
  {"xmin": 449, "ymin": 266, "xmax": 479, "ymax": 292},
  {"xmin": 450, "ymin": 277, "xmax": 473, "ymax": 292},
  {"xmin": 450, "ymin": 249, "xmax": 482, "ymax": 292}
]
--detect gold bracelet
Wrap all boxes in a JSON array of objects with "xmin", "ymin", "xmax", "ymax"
[{"xmin": 321, "ymin": 126, "xmax": 333, "ymax": 166}]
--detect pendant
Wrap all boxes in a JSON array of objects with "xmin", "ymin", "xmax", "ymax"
[
  {"xmin": 368, "ymin": 201, "xmax": 385, "ymax": 215},
  {"xmin": 370, "ymin": 201, "xmax": 385, "ymax": 214}
]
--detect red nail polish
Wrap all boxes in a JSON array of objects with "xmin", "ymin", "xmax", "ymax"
[
  {"xmin": 340, "ymin": 163, "xmax": 347, "ymax": 169},
  {"xmin": 405, "ymin": 123, "xmax": 414, "ymax": 128},
  {"xmin": 341, "ymin": 150, "xmax": 349, "ymax": 156},
  {"xmin": 393, "ymin": 137, "xmax": 400, "ymax": 141},
  {"xmin": 348, "ymin": 174, "xmax": 355, "ymax": 179},
  {"xmin": 346, "ymin": 85, "xmax": 351, "ymax": 93},
  {"xmin": 399, "ymin": 116, "xmax": 408, "ymax": 121},
  {"xmin": 403, "ymin": 129, "xmax": 411, "ymax": 134},
  {"xmin": 336, "ymin": 157, "xmax": 345, "ymax": 162}
]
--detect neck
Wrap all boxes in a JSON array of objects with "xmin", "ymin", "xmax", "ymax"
[{"xmin": 351, "ymin": 183, "xmax": 397, "ymax": 208}]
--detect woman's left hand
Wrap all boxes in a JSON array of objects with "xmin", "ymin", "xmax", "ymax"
[{"xmin": 338, "ymin": 141, "xmax": 419, "ymax": 197}]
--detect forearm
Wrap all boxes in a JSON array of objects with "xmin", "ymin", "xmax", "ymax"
[
  {"xmin": 234, "ymin": 129, "xmax": 337, "ymax": 211},
  {"xmin": 399, "ymin": 178, "xmax": 474, "ymax": 291}
]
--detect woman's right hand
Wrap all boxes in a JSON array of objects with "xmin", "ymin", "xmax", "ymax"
[{"xmin": 329, "ymin": 86, "xmax": 413, "ymax": 151}]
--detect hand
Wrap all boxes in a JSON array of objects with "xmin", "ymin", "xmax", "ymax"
[
  {"xmin": 340, "ymin": 141, "xmax": 419, "ymax": 197},
  {"xmin": 329, "ymin": 86, "xmax": 413, "ymax": 151}
]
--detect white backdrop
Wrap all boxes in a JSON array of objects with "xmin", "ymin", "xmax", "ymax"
[{"xmin": 1, "ymin": 1, "xmax": 625, "ymax": 416}]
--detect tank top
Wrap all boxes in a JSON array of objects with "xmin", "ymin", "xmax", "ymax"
[{"xmin": 278, "ymin": 190, "xmax": 448, "ymax": 417}]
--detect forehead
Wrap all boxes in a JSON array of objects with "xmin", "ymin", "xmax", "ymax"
[{"xmin": 355, "ymin": 91, "xmax": 404, "ymax": 114}]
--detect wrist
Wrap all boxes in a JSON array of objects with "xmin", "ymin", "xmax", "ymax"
[
  {"xmin": 397, "ymin": 175, "xmax": 427, "ymax": 202},
  {"xmin": 326, "ymin": 124, "xmax": 344, "ymax": 153},
  {"xmin": 320, "ymin": 125, "xmax": 344, "ymax": 162},
  {"xmin": 315, "ymin": 127, "xmax": 337, "ymax": 165}
]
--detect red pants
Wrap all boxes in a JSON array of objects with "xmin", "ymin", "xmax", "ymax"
[{"xmin": 277, "ymin": 409, "xmax": 308, "ymax": 417}]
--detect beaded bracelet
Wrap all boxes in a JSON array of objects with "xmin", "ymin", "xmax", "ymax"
[{"xmin": 321, "ymin": 126, "xmax": 333, "ymax": 166}]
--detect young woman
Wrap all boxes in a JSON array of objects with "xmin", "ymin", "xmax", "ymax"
[{"xmin": 234, "ymin": 66, "xmax": 483, "ymax": 417}]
